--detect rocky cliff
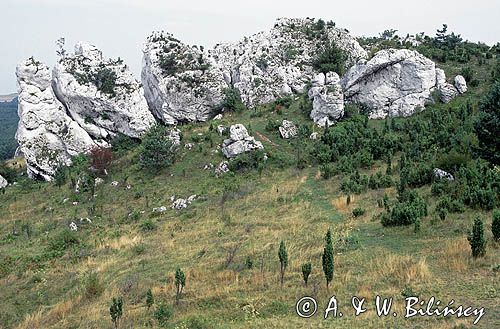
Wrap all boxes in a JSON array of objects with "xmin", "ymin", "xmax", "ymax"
[
  {"xmin": 53, "ymin": 42, "xmax": 156, "ymax": 140},
  {"xmin": 15, "ymin": 18, "xmax": 467, "ymax": 180},
  {"xmin": 142, "ymin": 18, "xmax": 367, "ymax": 124},
  {"xmin": 16, "ymin": 43, "xmax": 156, "ymax": 180},
  {"xmin": 16, "ymin": 58, "xmax": 97, "ymax": 180}
]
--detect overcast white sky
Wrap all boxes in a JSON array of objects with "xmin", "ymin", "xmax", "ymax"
[{"xmin": 1, "ymin": 0, "xmax": 499, "ymax": 93}]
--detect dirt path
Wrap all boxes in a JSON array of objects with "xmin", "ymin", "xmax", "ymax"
[{"xmin": 255, "ymin": 132, "xmax": 278, "ymax": 147}]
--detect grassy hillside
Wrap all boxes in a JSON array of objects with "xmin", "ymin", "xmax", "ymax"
[
  {"xmin": 0, "ymin": 33, "xmax": 499, "ymax": 328},
  {"xmin": 0, "ymin": 98, "xmax": 19, "ymax": 160}
]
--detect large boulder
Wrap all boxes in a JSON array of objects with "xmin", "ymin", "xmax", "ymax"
[
  {"xmin": 211, "ymin": 18, "xmax": 367, "ymax": 107},
  {"xmin": 142, "ymin": 32, "xmax": 227, "ymax": 124},
  {"xmin": 0, "ymin": 175, "xmax": 7, "ymax": 189},
  {"xmin": 53, "ymin": 42, "xmax": 156, "ymax": 139},
  {"xmin": 341, "ymin": 49, "xmax": 465, "ymax": 118},
  {"xmin": 308, "ymin": 72, "xmax": 344, "ymax": 126},
  {"xmin": 16, "ymin": 58, "xmax": 97, "ymax": 180},
  {"xmin": 435, "ymin": 68, "xmax": 458, "ymax": 103},
  {"xmin": 222, "ymin": 124, "xmax": 263, "ymax": 158}
]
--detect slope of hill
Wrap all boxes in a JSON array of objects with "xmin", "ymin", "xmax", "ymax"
[
  {"xmin": 0, "ymin": 27, "xmax": 499, "ymax": 329},
  {"xmin": 0, "ymin": 97, "xmax": 19, "ymax": 160}
]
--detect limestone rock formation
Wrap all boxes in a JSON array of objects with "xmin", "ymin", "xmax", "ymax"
[
  {"xmin": 433, "ymin": 168, "xmax": 454, "ymax": 181},
  {"xmin": 341, "ymin": 49, "xmax": 466, "ymax": 118},
  {"xmin": 435, "ymin": 68, "xmax": 458, "ymax": 103},
  {"xmin": 308, "ymin": 72, "xmax": 344, "ymax": 126},
  {"xmin": 53, "ymin": 42, "xmax": 156, "ymax": 139},
  {"xmin": 211, "ymin": 18, "xmax": 367, "ymax": 107},
  {"xmin": 279, "ymin": 120, "xmax": 298, "ymax": 139},
  {"xmin": 454, "ymin": 75, "xmax": 467, "ymax": 94},
  {"xmin": 222, "ymin": 124, "xmax": 264, "ymax": 158},
  {"xmin": 142, "ymin": 18, "xmax": 367, "ymax": 124},
  {"xmin": 16, "ymin": 58, "xmax": 97, "ymax": 180},
  {"xmin": 0, "ymin": 175, "xmax": 7, "ymax": 189},
  {"xmin": 142, "ymin": 32, "xmax": 227, "ymax": 124}
]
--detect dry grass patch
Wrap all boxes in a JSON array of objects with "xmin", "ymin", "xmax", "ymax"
[{"xmin": 370, "ymin": 252, "xmax": 431, "ymax": 286}]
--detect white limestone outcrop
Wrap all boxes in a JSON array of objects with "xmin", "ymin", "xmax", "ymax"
[{"xmin": 16, "ymin": 58, "xmax": 97, "ymax": 180}]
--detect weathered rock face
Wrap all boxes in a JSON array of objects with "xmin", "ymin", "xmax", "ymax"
[
  {"xmin": 142, "ymin": 18, "xmax": 367, "ymax": 124},
  {"xmin": 454, "ymin": 75, "xmax": 467, "ymax": 94},
  {"xmin": 308, "ymin": 72, "xmax": 344, "ymax": 126},
  {"xmin": 342, "ymin": 49, "xmax": 438, "ymax": 118},
  {"xmin": 222, "ymin": 124, "xmax": 264, "ymax": 158},
  {"xmin": 435, "ymin": 68, "xmax": 458, "ymax": 103},
  {"xmin": 0, "ymin": 175, "xmax": 7, "ymax": 189},
  {"xmin": 211, "ymin": 18, "xmax": 367, "ymax": 107},
  {"xmin": 341, "ymin": 49, "xmax": 465, "ymax": 118},
  {"xmin": 142, "ymin": 32, "xmax": 227, "ymax": 124},
  {"xmin": 16, "ymin": 58, "xmax": 97, "ymax": 180},
  {"xmin": 53, "ymin": 42, "xmax": 156, "ymax": 139}
]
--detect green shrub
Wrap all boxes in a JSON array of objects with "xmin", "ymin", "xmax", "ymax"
[
  {"xmin": 84, "ymin": 271, "xmax": 104, "ymax": 299},
  {"xmin": 474, "ymin": 82, "xmax": 500, "ymax": 165},
  {"xmin": 159, "ymin": 54, "xmax": 178, "ymax": 75},
  {"xmin": 221, "ymin": 88, "xmax": 246, "ymax": 112},
  {"xmin": 112, "ymin": 134, "xmax": 139, "ymax": 154},
  {"xmin": 492, "ymin": 210, "xmax": 500, "ymax": 242},
  {"xmin": 140, "ymin": 125, "xmax": 178, "ymax": 171},
  {"xmin": 110, "ymin": 296, "xmax": 123, "ymax": 329},
  {"xmin": 47, "ymin": 229, "xmax": 80, "ymax": 256},
  {"xmin": 140, "ymin": 219, "xmax": 156, "ymax": 232},
  {"xmin": 468, "ymin": 218, "xmax": 486, "ymax": 258},
  {"xmin": 228, "ymin": 150, "xmax": 265, "ymax": 172},
  {"xmin": 313, "ymin": 42, "xmax": 347, "ymax": 75},
  {"xmin": 320, "ymin": 163, "xmax": 335, "ymax": 179},
  {"xmin": 154, "ymin": 303, "xmax": 172, "ymax": 327},
  {"xmin": 352, "ymin": 208, "xmax": 366, "ymax": 217},
  {"xmin": 94, "ymin": 68, "xmax": 117, "ymax": 97},
  {"xmin": 382, "ymin": 191, "xmax": 427, "ymax": 226}
]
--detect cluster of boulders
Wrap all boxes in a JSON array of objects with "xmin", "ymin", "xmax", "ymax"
[
  {"xmin": 171, "ymin": 194, "xmax": 198, "ymax": 210},
  {"xmin": 222, "ymin": 124, "xmax": 264, "ymax": 158},
  {"xmin": 14, "ymin": 18, "xmax": 468, "ymax": 180}
]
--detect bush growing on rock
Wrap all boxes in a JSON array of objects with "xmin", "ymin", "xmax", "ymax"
[
  {"xmin": 111, "ymin": 134, "xmax": 139, "ymax": 154},
  {"xmin": 140, "ymin": 125, "xmax": 178, "ymax": 171},
  {"xmin": 221, "ymin": 88, "xmax": 246, "ymax": 112},
  {"xmin": 313, "ymin": 42, "xmax": 347, "ymax": 75}
]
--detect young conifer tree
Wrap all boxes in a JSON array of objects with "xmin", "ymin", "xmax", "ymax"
[{"xmin": 322, "ymin": 229, "xmax": 334, "ymax": 291}]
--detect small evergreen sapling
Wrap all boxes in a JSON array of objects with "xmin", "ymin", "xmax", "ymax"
[
  {"xmin": 322, "ymin": 229, "xmax": 334, "ymax": 291},
  {"xmin": 468, "ymin": 218, "xmax": 486, "ymax": 258},
  {"xmin": 110, "ymin": 296, "xmax": 123, "ymax": 329},
  {"xmin": 301, "ymin": 263, "xmax": 312, "ymax": 286},
  {"xmin": 278, "ymin": 240, "xmax": 288, "ymax": 286},
  {"xmin": 146, "ymin": 288, "xmax": 154, "ymax": 310},
  {"xmin": 175, "ymin": 268, "xmax": 186, "ymax": 304}
]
